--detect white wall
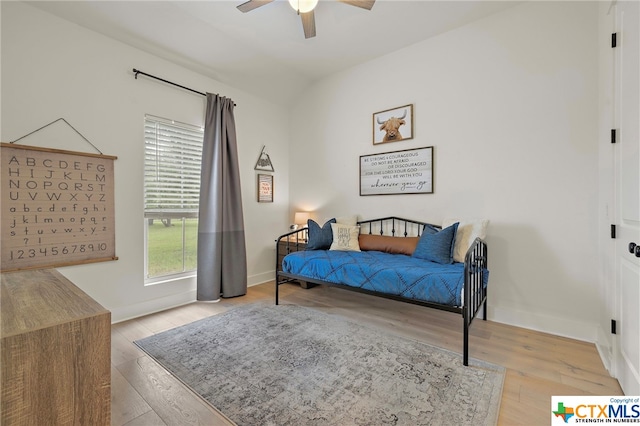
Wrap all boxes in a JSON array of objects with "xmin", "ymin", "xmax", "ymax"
[
  {"xmin": 1, "ymin": 1, "xmax": 613, "ymax": 347},
  {"xmin": 1, "ymin": 2, "xmax": 291, "ymax": 322},
  {"xmin": 289, "ymin": 1, "xmax": 602, "ymax": 342}
]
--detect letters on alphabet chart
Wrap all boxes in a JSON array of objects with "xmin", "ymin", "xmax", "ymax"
[{"xmin": 1, "ymin": 143, "xmax": 117, "ymax": 271}]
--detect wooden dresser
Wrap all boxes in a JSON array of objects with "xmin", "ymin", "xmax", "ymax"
[{"xmin": 1, "ymin": 269, "xmax": 111, "ymax": 425}]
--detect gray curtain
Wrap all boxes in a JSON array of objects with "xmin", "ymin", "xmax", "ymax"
[{"xmin": 197, "ymin": 93, "xmax": 247, "ymax": 301}]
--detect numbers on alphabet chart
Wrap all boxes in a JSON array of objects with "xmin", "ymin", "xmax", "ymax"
[{"xmin": 9, "ymin": 243, "xmax": 108, "ymax": 260}]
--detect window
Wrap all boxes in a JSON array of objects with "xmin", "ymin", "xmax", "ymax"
[{"xmin": 144, "ymin": 115, "xmax": 203, "ymax": 280}]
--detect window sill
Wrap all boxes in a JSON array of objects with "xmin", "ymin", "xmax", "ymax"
[{"xmin": 145, "ymin": 272, "xmax": 196, "ymax": 287}]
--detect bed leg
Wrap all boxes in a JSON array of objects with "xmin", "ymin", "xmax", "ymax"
[
  {"xmin": 275, "ymin": 278, "xmax": 279, "ymax": 305},
  {"xmin": 483, "ymin": 300, "xmax": 487, "ymax": 321},
  {"xmin": 463, "ymin": 322, "xmax": 469, "ymax": 366}
]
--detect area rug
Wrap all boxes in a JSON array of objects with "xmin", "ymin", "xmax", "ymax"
[{"xmin": 135, "ymin": 303, "xmax": 504, "ymax": 426}]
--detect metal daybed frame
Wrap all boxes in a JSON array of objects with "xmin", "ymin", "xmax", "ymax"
[{"xmin": 275, "ymin": 216, "xmax": 488, "ymax": 366}]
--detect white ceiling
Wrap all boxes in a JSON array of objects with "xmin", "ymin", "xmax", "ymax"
[{"xmin": 27, "ymin": 0, "xmax": 518, "ymax": 106}]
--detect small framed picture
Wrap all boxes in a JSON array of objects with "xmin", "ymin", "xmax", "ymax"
[
  {"xmin": 257, "ymin": 174, "xmax": 273, "ymax": 203},
  {"xmin": 373, "ymin": 104, "xmax": 414, "ymax": 145}
]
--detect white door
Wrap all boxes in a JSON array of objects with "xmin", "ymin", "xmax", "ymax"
[{"xmin": 614, "ymin": 0, "xmax": 640, "ymax": 396}]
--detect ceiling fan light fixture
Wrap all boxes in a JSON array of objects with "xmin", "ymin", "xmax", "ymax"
[{"xmin": 288, "ymin": 0, "xmax": 318, "ymax": 14}]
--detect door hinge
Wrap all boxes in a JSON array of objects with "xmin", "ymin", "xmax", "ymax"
[
  {"xmin": 611, "ymin": 128, "xmax": 617, "ymax": 144},
  {"xmin": 611, "ymin": 224, "xmax": 617, "ymax": 239},
  {"xmin": 611, "ymin": 319, "xmax": 617, "ymax": 335},
  {"xmin": 612, "ymin": 32, "xmax": 617, "ymax": 48}
]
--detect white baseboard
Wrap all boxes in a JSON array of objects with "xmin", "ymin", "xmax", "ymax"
[
  {"xmin": 248, "ymin": 270, "xmax": 275, "ymax": 287},
  {"xmin": 111, "ymin": 271, "xmax": 275, "ymax": 324},
  {"xmin": 595, "ymin": 324, "xmax": 614, "ymax": 375},
  {"xmin": 491, "ymin": 306, "xmax": 614, "ymax": 379},
  {"xmin": 111, "ymin": 289, "xmax": 197, "ymax": 324},
  {"xmin": 490, "ymin": 305, "xmax": 598, "ymax": 343}
]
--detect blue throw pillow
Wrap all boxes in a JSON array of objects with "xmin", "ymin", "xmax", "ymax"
[
  {"xmin": 423, "ymin": 223, "xmax": 441, "ymax": 235},
  {"xmin": 412, "ymin": 222, "xmax": 459, "ymax": 264},
  {"xmin": 306, "ymin": 218, "xmax": 336, "ymax": 250}
]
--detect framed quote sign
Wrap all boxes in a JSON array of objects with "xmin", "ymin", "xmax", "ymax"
[
  {"xmin": 1, "ymin": 143, "xmax": 118, "ymax": 272},
  {"xmin": 360, "ymin": 146, "xmax": 433, "ymax": 196},
  {"xmin": 257, "ymin": 174, "xmax": 273, "ymax": 203}
]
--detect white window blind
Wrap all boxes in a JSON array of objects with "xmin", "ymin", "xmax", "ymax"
[{"xmin": 144, "ymin": 116, "xmax": 204, "ymax": 216}]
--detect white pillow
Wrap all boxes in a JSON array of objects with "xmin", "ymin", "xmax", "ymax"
[
  {"xmin": 335, "ymin": 215, "xmax": 358, "ymax": 226},
  {"xmin": 442, "ymin": 218, "xmax": 489, "ymax": 263},
  {"xmin": 330, "ymin": 223, "xmax": 361, "ymax": 251}
]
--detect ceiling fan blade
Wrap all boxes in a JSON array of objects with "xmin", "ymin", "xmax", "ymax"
[
  {"xmin": 337, "ymin": 0, "xmax": 375, "ymax": 10},
  {"xmin": 237, "ymin": 0, "xmax": 275, "ymax": 13},
  {"xmin": 300, "ymin": 10, "xmax": 316, "ymax": 39}
]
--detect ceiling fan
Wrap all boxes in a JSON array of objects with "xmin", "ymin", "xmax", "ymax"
[{"xmin": 237, "ymin": 0, "xmax": 376, "ymax": 39}]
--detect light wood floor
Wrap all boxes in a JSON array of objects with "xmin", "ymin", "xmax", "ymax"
[{"xmin": 111, "ymin": 281, "xmax": 622, "ymax": 426}]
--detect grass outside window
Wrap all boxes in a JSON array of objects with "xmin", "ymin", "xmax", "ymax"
[{"xmin": 147, "ymin": 218, "xmax": 198, "ymax": 278}]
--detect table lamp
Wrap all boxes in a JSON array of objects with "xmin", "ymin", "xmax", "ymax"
[{"xmin": 293, "ymin": 212, "xmax": 310, "ymax": 230}]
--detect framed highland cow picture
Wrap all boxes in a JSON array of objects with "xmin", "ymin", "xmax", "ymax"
[{"xmin": 373, "ymin": 104, "xmax": 413, "ymax": 145}]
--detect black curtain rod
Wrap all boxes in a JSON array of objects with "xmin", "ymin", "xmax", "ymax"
[{"xmin": 132, "ymin": 68, "xmax": 236, "ymax": 106}]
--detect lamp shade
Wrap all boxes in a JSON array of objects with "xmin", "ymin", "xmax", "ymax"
[
  {"xmin": 294, "ymin": 211, "xmax": 311, "ymax": 225},
  {"xmin": 288, "ymin": 0, "xmax": 318, "ymax": 13}
]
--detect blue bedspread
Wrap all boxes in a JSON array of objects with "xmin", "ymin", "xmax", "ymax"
[{"xmin": 282, "ymin": 250, "xmax": 469, "ymax": 307}]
